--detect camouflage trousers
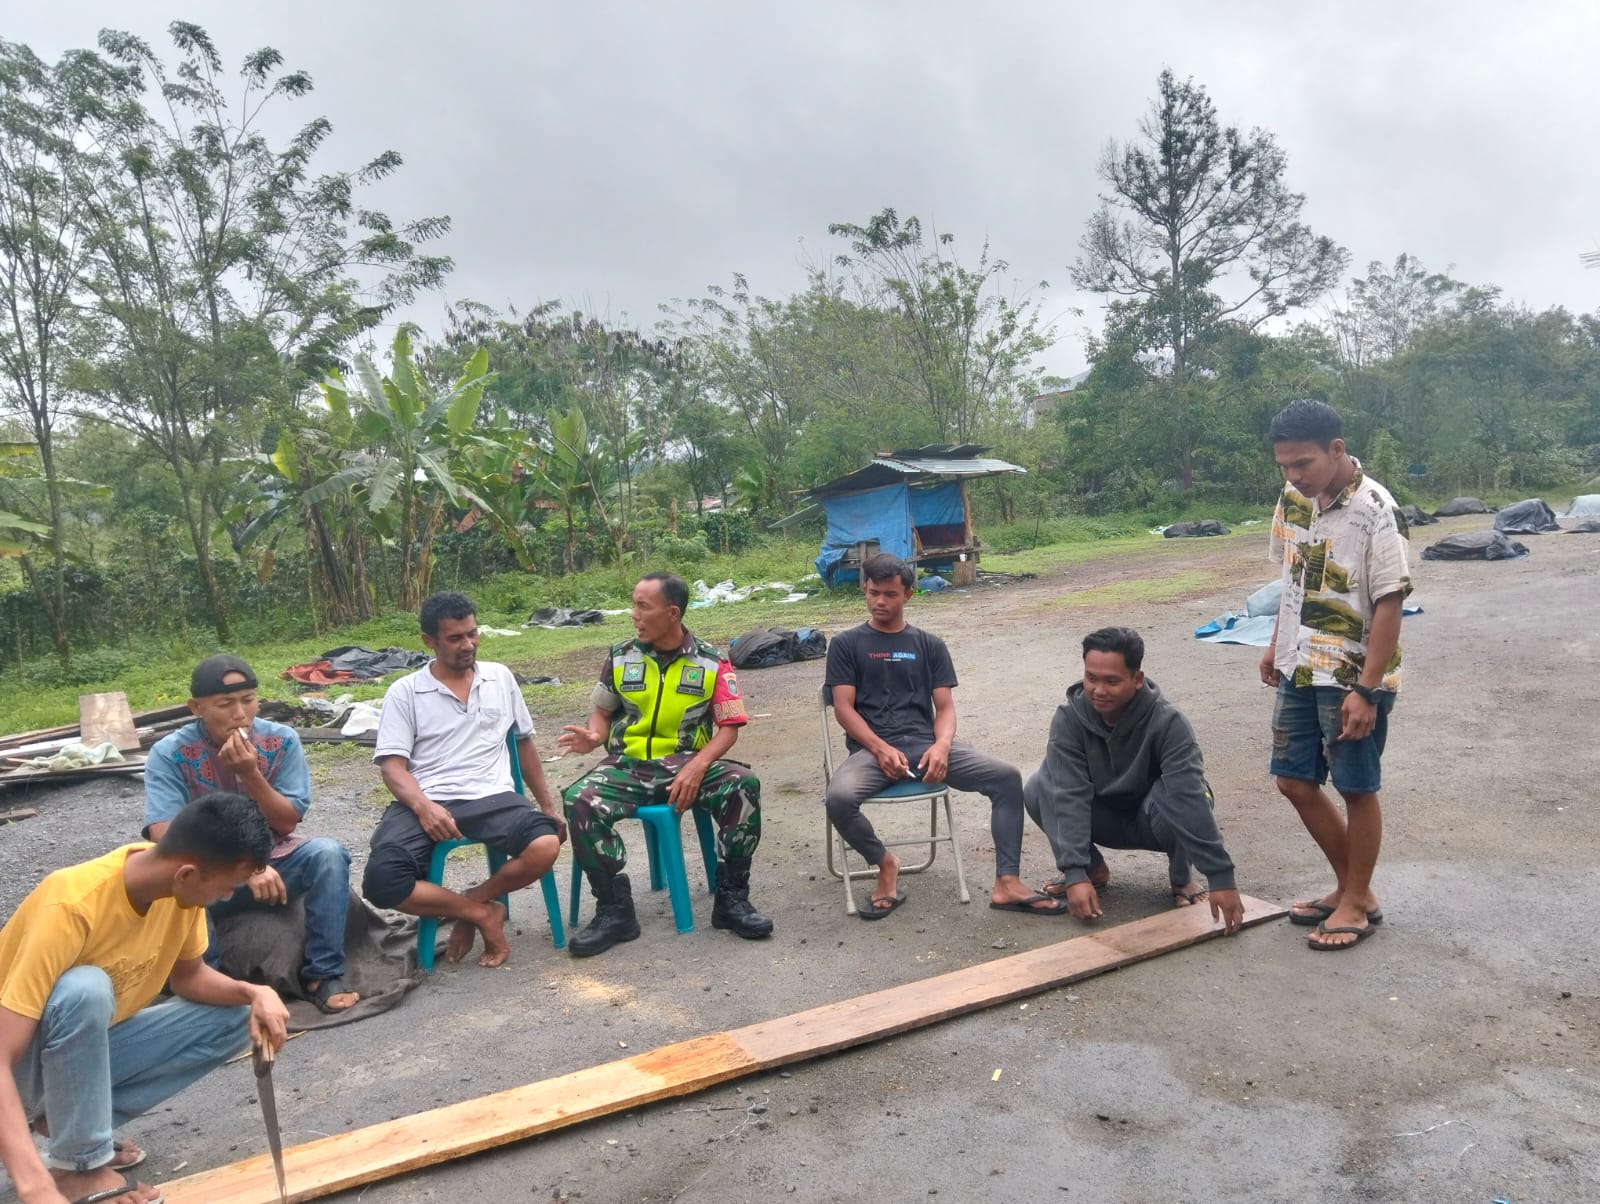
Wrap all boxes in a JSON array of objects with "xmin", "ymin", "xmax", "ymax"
[{"xmin": 562, "ymin": 752, "xmax": 761, "ymax": 878}]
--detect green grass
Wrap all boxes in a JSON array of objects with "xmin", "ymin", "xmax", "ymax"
[
  {"xmin": 0, "ymin": 583, "xmax": 872, "ymax": 732},
  {"xmin": 0, "ymin": 515, "xmax": 1259, "ymax": 731}
]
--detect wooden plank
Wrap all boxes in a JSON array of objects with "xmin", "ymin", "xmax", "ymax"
[
  {"xmin": 293, "ymin": 729, "xmax": 376, "ymax": 746},
  {"xmin": 79, "ymin": 692, "xmax": 140, "ymax": 752},
  {"xmin": 0, "ymin": 704, "xmax": 189, "ymax": 752},
  {"xmin": 734, "ymin": 894, "xmax": 1282, "ymax": 1063},
  {"xmin": 0, "ymin": 807, "xmax": 39, "ymax": 822},
  {"xmin": 0, "ymin": 721, "xmax": 80, "ymax": 752},
  {"xmin": 161, "ymin": 896, "xmax": 1284, "ymax": 1204},
  {"xmin": 0, "ymin": 759, "xmax": 146, "ymax": 788},
  {"xmin": 161, "ymin": 1034, "xmax": 757, "ymax": 1204}
]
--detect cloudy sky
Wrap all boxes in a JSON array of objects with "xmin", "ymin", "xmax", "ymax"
[{"xmin": 10, "ymin": 1, "xmax": 1600, "ymax": 377}]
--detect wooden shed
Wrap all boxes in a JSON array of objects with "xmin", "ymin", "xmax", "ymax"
[{"xmin": 775, "ymin": 444, "xmax": 1025, "ymax": 587}]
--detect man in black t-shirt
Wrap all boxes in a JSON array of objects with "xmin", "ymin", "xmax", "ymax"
[{"xmin": 823, "ymin": 554, "xmax": 1064, "ymax": 920}]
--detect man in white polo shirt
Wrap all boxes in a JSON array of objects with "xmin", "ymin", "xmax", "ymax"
[{"xmin": 364, "ymin": 592, "xmax": 565, "ymax": 968}]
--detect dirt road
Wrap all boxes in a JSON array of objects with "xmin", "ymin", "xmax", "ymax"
[{"xmin": 3, "ymin": 517, "xmax": 1597, "ymax": 1203}]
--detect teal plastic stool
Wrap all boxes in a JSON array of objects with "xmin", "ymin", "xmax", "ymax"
[
  {"xmin": 414, "ymin": 731, "xmax": 567, "ymax": 970},
  {"xmin": 568, "ymin": 804, "xmax": 718, "ymax": 934}
]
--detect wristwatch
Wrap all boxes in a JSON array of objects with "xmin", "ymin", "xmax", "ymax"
[{"xmin": 1349, "ymin": 682, "xmax": 1386, "ymax": 704}]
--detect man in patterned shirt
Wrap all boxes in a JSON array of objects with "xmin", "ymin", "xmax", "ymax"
[
  {"xmin": 144, "ymin": 655, "xmax": 360, "ymax": 1012},
  {"xmin": 1262, "ymin": 400, "xmax": 1413, "ymax": 952},
  {"xmin": 558, "ymin": 572, "xmax": 772, "ymax": 956}
]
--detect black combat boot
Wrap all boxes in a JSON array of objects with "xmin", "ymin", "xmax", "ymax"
[
  {"xmin": 569, "ymin": 870, "xmax": 641, "ymax": 957},
  {"xmin": 711, "ymin": 858, "xmax": 774, "ymax": 939}
]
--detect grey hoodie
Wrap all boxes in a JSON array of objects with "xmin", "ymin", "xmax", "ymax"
[{"xmin": 1023, "ymin": 677, "xmax": 1236, "ymax": 891}]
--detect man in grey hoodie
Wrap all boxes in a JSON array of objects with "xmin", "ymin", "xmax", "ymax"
[{"xmin": 1023, "ymin": 627, "xmax": 1245, "ymax": 935}]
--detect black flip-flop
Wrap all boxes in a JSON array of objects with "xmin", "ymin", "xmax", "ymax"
[
  {"xmin": 71, "ymin": 1169, "xmax": 163, "ymax": 1204},
  {"xmin": 990, "ymin": 891, "xmax": 1070, "ymax": 916},
  {"xmin": 858, "ymin": 890, "xmax": 907, "ymax": 920},
  {"xmin": 1171, "ymin": 887, "xmax": 1210, "ymax": 906},
  {"xmin": 1307, "ymin": 921, "xmax": 1377, "ymax": 951},
  {"xmin": 1288, "ymin": 901, "xmax": 1384, "ymax": 927}
]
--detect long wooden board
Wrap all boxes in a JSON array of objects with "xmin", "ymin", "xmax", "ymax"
[
  {"xmin": 79, "ymin": 692, "xmax": 140, "ymax": 751},
  {"xmin": 0, "ymin": 759, "xmax": 146, "ymax": 789},
  {"xmin": 0, "ymin": 703, "xmax": 190, "ymax": 752},
  {"xmin": 161, "ymin": 894, "xmax": 1284, "ymax": 1203}
]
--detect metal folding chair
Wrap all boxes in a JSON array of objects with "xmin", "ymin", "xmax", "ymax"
[{"xmin": 819, "ymin": 685, "xmax": 971, "ymax": 915}]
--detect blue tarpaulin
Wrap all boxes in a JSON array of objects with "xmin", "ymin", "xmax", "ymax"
[
  {"xmin": 1196, "ymin": 604, "xmax": 1423, "ymax": 647},
  {"xmin": 909, "ymin": 482, "xmax": 964, "ymax": 527},
  {"xmin": 815, "ymin": 484, "xmax": 912, "ymax": 585}
]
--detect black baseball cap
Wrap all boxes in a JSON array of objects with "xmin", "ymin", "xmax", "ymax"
[{"xmin": 191, "ymin": 654, "xmax": 259, "ymax": 698}]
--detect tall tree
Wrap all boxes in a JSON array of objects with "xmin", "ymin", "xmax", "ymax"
[
  {"xmin": 1074, "ymin": 69, "xmax": 1348, "ymax": 489},
  {"xmin": 829, "ymin": 208, "xmax": 1052, "ymax": 444},
  {"xmin": 1328, "ymin": 254, "xmax": 1465, "ymax": 369},
  {"xmin": 0, "ymin": 41, "xmax": 134, "ymax": 661},
  {"xmin": 72, "ymin": 22, "xmax": 450, "ymax": 640}
]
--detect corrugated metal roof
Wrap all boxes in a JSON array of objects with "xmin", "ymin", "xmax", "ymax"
[
  {"xmin": 805, "ymin": 448, "xmax": 1025, "ymax": 497},
  {"xmin": 876, "ymin": 455, "xmax": 1023, "ymax": 477}
]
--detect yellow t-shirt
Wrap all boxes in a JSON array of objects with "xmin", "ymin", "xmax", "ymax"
[{"xmin": 0, "ymin": 844, "xmax": 208, "ymax": 1026}]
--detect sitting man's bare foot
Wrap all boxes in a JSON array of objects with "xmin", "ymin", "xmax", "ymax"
[
  {"xmin": 305, "ymin": 979, "xmax": 361, "ymax": 1011},
  {"xmin": 870, "ymin": 850, "xmax": 902, "ymax": 909},
  {"xmin": 445, "ymin": 915, "xmax": 479, "ymax": 963},
  {"xmin": 476, "ymin": 900, "xmax": 511, "ymax": 967},
  {"xmin": 52, "ymin": 1164, "xmax": 161, "ymax": 1203},
  {"xmin": 1088, "ymin": 862, "xmax": 1111, "ymax": 888},
  {"xmin": 1171, "ymin": 881, "xmax": 1208, "ymax": 907}
]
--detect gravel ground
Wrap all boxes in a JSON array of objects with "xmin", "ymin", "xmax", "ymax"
[{"xmin": 3, "ymin": 515, "xmax": 1598, "ymax": 1203}]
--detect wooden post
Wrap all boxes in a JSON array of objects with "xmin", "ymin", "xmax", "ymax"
[
  {"xmin": 951, "ymin": 480, "xmax": 978, "ymax": 585},
  {"xmin": 79, "ymin": 693, "xmax": 140, "ymax": 752}
]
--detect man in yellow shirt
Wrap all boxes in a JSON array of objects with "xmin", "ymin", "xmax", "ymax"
[{"xmin": 0, "ymin": 793, "xmax": 290, "ymax": 1204}]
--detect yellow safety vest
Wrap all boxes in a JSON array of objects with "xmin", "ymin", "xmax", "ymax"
[{"xmin": 608, "ymin": 640, "xmax": 720, "ymax": 760}]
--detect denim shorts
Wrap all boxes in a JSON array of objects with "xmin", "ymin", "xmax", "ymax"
[{"xmin": 1269, "ymin": 681, "xmax": 1394, "ymax": 795}]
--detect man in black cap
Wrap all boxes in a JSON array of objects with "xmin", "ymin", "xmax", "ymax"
[{"xmin": 142, "ymin": 655, "xmax": 360, "ymax": 1013}]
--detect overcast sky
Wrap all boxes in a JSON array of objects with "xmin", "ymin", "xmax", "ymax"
[{"xmin": 10, "ymin": 1, "xmax": 1600, "ymax": 378}]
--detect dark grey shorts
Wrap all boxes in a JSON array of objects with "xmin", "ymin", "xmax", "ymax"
[{"xmin": 361, "ymin": 791, "xmax": 559, "ymax": 907}]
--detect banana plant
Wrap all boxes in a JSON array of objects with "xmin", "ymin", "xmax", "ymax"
[
  {"xmin": 451, "ymin": 413, "xmax": 545, "ymax": 573},
  {"xmin": 302, "ymin": 326, "xmax": 492, "ymax": 609}
]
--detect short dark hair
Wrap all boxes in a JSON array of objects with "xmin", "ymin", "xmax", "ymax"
[
  {"xmin": 155, "ymin": 793, "xmax": 273, "ymax": 870},
  {"xmin": 1267, "ymin": 399, "xmax": 1343, "ymax": 449},
  {"xmin": 420, "ymin": 591, "xmax": 476, "ymax": 636},
  {"xmin": 861, "ymin": 553, "xmax": 915, "ymax": 590},
  {"xmin": 639, "ymin": 571, "xmax": 689, "ymax": 615},
  {"xmin": 1082, "ymin": 626, "xmax": 1145, "ymax": 673}
]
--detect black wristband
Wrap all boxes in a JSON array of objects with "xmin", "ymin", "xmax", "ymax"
[{"xmin": 1349, "ymin": 682, "xmax": 1379, "ymax": 703}]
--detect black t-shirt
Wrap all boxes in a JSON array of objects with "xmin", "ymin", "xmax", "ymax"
[{"xmin": 824, "ymin": 623, "xmax": 958, "ymax": 752}]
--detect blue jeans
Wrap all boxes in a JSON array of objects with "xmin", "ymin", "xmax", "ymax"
[
  {"xmin": 1270, "ymin": 681, "xmax": 1395, "ymax": 795},
  {"xmin": 208, "ymin": 836, "xmax": 351, "ymax": 982},
  {"xmin": 14, "ymin": 966, "xmax": 249, "ymax": 1171}
]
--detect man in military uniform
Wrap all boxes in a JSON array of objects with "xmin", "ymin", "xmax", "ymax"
[{"xmin": 557, "ymin": 572, "xmax": 772, "ymax": 956}]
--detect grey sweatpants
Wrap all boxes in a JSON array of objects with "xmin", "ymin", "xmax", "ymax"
[{"xmin": 824, "ymin": 740, "xmax": 1025, "ymax": 876}]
